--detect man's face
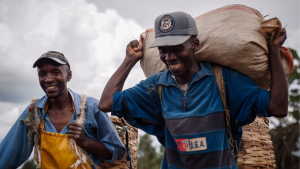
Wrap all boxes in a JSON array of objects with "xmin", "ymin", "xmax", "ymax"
[
  {"xmin": 38, "ymin": 60, "xmax": 71, "ymax": 99},
  {"xmin": 158, "ymin": 37, "xmax": 199, "ymax": 77}
]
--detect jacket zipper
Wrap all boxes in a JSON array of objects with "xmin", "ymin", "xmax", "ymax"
[
  {"xmin": 158, "ymin": 72, "xmax": 214, "ymax": 110},
  {"xmin": 183, "ymin": 73, "xmax": 215, "ymax": 110},
  {"xmin": 183, "ymin": 94, "xmax": 187, "ymax": 110}
]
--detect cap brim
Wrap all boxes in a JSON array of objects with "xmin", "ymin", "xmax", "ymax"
[
  {"xmin": 149, "ymin": 35, "xmax": 191, "ymax": 48},
  {"xmin": 33, "ymin": 57, "xmax": 67, "ymax": 68}
]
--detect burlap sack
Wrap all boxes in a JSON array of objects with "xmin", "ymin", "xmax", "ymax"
[{"xmin": 138, "ymin": 4, "xmax": 294, "ymax": 89}]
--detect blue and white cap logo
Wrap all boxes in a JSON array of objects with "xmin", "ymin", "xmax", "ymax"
[{"xmin": 159, "ymin": 15, "xmax": 175, "ymax": 33}]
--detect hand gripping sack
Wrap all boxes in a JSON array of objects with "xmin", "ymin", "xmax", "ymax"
[{"xmin": 138, "ymin": 4, "xmax": 294, "ymax": 89}]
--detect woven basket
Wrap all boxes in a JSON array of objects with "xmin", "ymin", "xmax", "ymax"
[
  {"xmin": 98, "ymin": 116, "xmax": 138, "ymax": 169},
  {"xmin": 237, "ymin": 116, "xmax": 276, "ymax": 169}
]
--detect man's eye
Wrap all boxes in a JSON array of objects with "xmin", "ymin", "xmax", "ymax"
[
  {"xmin": 173, "ymin": 48, "xmax": 182, "ymax": 53},
  {"xmin": 159, "ymin": 50, "xmax": 166, "ymax": 54}
]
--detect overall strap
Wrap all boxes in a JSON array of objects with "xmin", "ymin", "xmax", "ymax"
[
  {"xmin": 213, "ymin": 65, "xmax": 239, "ymax": 159},
  {"xmin": 69, "ymin": 94, "xmax": 100, "ymax": 169}
]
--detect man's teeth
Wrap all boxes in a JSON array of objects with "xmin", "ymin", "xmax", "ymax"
[
  {"xmin": 47, "ymin": 86, "xmax": 57, "ymax": 89},
  {"xmin": 170, "ymin": 63, "xmax": 181, "ymax": 69}
]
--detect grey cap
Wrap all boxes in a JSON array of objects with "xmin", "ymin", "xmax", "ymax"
[
  {"xmin": 149, "ymin": 11, "xmax": 198, "ymax": 48},
  {"xmin": 33, "ymin": 51, "xmax": 70, "ymax": 68}
]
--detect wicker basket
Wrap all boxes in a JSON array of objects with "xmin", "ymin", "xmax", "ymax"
[
  {"xmin": 98, "ymin": 116, "xmax": 138, "ymax": 169},
  {"xmin": 237, "ymin": 116, "xmax": 276, "ymax": 169}
]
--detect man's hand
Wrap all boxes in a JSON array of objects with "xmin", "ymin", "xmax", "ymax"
[
  {"xmin": 68, "ymin": 122, "xmax": 87, "ymax": 148},
  {"xmin": 125, "ymin": 40, "xmax": 143, "ymax": 63},
  {"xmin": 268, "ymin": 30, "xmax": 287, "ymax": 48},
  {"xmin": 68, "ymin": 122, "xmax": 113, "ymax": 159}
]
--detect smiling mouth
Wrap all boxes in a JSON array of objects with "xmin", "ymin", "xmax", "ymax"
[
  {"xmin": 169, "ymin": 63, "xmax": 182, "ymax": 70},
  {"xmin": 46, "ymin": 86, "xmax": 57, "ymax": 90}
]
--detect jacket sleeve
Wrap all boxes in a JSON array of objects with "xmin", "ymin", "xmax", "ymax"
[
  {"xmin": 111, "ymin": 73, "xmax": 165, "ymax": 138},
  {"xmin": 222, "ymin": 66, "xmax": 270, "ymax": 127},
  {"xmin": 0, "ymin": 105, "xmax": 34, "ymax": 169}
]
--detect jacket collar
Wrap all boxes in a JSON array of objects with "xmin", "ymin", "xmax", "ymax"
[
  {"xmin": 34, "ymin": 89, "xmax": 98, "ymax": 128},
  {"xmin": 35, "ymin": 88, "xmax": 81, "ymax": 116},
  {"xmin": 157, "ymin": 62, "xmax": 215, "ymax": 86}
]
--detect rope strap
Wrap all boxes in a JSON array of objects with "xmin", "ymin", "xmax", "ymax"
[
  {"xmin": 158, "ymin": 84, "xmax": 162, "ymax": 102},
  {"xmin": 213, "ymin": 65, "xmax": 239, "ymax": 160}
]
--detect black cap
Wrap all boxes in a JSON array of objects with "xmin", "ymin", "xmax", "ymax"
[{"xmin": 33, "ymin": 51, "xmax": 70, "ymax": 68}]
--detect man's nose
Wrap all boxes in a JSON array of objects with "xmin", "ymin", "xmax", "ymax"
[
  {"xmin": 165, "ymin": 52, "xmax": 176, "ymax": 61},
  {"xmin": 45, "ymin": 74, "xmax": 54, "ymax": 83}
]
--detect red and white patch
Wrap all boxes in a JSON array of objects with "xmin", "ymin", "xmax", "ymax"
[{"xmin": 175, "ymin": 137, "xmax": 207, "ymax": 152}]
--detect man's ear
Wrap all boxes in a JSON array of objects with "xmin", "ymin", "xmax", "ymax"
[
  {"xmin": 67, "ymin": 70, "xmax": 72, "ymax": 82},
  {"xmin": 193, "ymin": 38, "xmax": 200, "ymax": 52}
]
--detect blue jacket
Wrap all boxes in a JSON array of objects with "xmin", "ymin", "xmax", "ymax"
[
  {"xmin": 0, "ymin": 89, "xmax": 126, "ymax": 169},
  {"xmin": 112, "ymin": 62, "xmax": 270, "ymax": 169}
]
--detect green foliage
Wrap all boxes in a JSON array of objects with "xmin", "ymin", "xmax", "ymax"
[
  {"xmin": 21, "ymin": 159, "xmax": 37, "ymax": 169},
  {"xmin": 137, "ymin": 134, "xmax": 164, "ymax": 169},
  {"xmin": 287, "ymin": 48, "xmax": 299, "ymax": 85},
  {"xmin": 270, "ymin": 48, "xmax": 300, "ymax": 169},
  {"xmin": 287, "ymin": 48, "xmax": 300, "ymax": 123},
  {"xmin": 271, "ymin": 123, "xmax": 299, "ymax": 169}
]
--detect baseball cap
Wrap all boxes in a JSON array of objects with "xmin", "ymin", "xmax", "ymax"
[
  {"xmin": 33, "ymin": 51, "xmax": 70, "ymax": 68},
  {"xmin": 149, "ymin": 11, "xmax": 198, "ymax": 48}
]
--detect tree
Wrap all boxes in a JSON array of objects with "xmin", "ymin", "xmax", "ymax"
[
  {"xmin": 270, "ymin": 48, "xmax": 300, "ymax": 169},
  {"xmin": 21, "ymin": 158, "xmax": 37, "ymax": 169},
  {"xmin": 288, "ymin": 49, "xmax": 300, "ymax": 124},
  {"xmin": 138, "ymin": 134, "xmax": 164, "ymax": 169}
]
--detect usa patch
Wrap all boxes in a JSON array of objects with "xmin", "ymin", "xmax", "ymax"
[
  {"xmin": 159, "ymin": 15, "xmax": 175, "ymax": 33},
  {"xmin": 175, "ymin": 137, "xmax": 207, "ymax": 152}
]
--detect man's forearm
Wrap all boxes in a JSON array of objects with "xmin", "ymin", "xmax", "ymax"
[
  {"xmin": 99, "ymin": 59, "xmax": 138, "ymax": 112},
  {"xmin": 82, "ymin": 137, "xmax": 112, "ymax": 159},
  {"xmin": 268, "ymin": 45, "xmax": 288, "ymax": 117}
]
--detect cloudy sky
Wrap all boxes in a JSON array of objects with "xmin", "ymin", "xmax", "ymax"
[{"xmin": 0, "ymin": 0, "xmax": 299, "ymax": 160}]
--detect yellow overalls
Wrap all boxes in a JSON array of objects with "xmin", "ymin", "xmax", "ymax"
[{"xmin": 39, "ymin": 101, "xmax": 92, "ymax": 169}]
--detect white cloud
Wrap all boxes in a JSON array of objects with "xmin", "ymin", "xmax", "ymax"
[
  {"xmin": 0, "ymin": 0, "xmax": 146, "ymax": 141},
  {"xmin": 0, "ymin": 102, "xmax": 27, "ymax": 140},
  {"xmin": 285, "ymin": 27, "xmax": 300, "ymax": 52}
]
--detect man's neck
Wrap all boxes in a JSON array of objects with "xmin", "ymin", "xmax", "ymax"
[
  {"xmin": 175, "ymin": 62, "xmax": 200, "ymax": 85},
  {"xmin": 48, "ymin": 89, "xmax": 72, "ymax": 110}
]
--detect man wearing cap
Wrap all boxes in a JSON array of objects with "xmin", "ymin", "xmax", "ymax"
[
  {"xmin": 99, "ymin": 11, "xmax": 288, "ymax": 169},
  {"xmin": 0, "ymin": 51, "xmax": 126, "ymax": 169}
]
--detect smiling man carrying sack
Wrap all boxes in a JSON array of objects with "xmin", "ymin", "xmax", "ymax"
[
  {"xmin": 98, "ymin": 11, "xmax": 288, "ymax": 169},
  {"xmin": 0, "ymin": 51, "xmax": 126, "ymax": 169}
]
